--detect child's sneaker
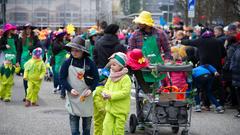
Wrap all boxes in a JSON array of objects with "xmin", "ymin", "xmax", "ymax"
[
  {"xmin": 216, "ymin": 106, "xmax": 224, "ymax": 114},
  {"xmin": 31, "ymin": 103, "xmax": 39, "ymax": 106},
  {"xmin": 194, "ymin": 105, "xmax": 201, "ymax": 112},
  {"xmin": 234, "ymin": 112, "xmax": 240, "ymax": 118},
  {"xmin": 53, "ymin": 88, "xmax": 58, "ymax": 94},
  {"xmin": 3, "ymin": 99, "xmax": 10, "ymax": 102},
  {"xmin": 25, "ymin": 100, "xmax": 31, "ymax": 107}
]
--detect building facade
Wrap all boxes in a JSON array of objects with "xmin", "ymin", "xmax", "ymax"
[
  {"xmin": 4, "ymin": 0, "xmax": 112, "ymax": 28},
  {"xmin": 122, "ymin": 0, "xmax": 176, "ymax": 25}
]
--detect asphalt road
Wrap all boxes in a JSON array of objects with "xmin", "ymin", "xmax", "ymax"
[{"xmin": 1, "ymin": 75, "xmax": 240, "ymax": 135}]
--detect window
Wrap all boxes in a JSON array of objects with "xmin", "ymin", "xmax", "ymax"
[{"xmin": 15, "ymin": 12, "xmax": 28, "ymax": 21}]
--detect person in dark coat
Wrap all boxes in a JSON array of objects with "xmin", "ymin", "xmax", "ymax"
[
  {"xmin": 230, "ymin": 40, "xmax": 240, "ymax": 118},
  {"xmin": 214, "ymin": 26, "xmax": 227, "ymax": 45},
  {"xmin": 181, "ymin": 30, "xmax": 227, "ymax": 107},
  {"xmin": 93, "ymin": 24, "xmax": 126, "ymax": 68}
]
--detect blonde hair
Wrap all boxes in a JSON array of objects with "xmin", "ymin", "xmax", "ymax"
[{"xmin": 171, "ymin": 45, "xmax": 187, "ymax": 60}]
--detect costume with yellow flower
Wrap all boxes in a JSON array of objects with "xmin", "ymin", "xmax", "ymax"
[{"xmin": 0, "ymin": 54, "xmax": 20, "ymax": 102}]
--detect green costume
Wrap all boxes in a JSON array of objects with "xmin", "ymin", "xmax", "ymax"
[
  {"xmin": 89, "ymin": 44, "xmax": 94, "ymax": 60},
  {"xmin": 142, "ymin": 35, "xmax": 165, "ymax": 82},
  {"xmin": 93, "ymin": 85, "xmax": 106, "ymax": 135},
  {"xmin": 0, "ymin": 63, "xmax": 20, "ymax": 101},
  {"xmin": 102, "ymin": 75, "xmax": 131, "ymax": 135},
  {"xmin": 20, "ymin": 37, "xmax": 32, "ymax": 69},
  {"xmin": 24, "ymin": 58, "xmax": 46, "ymax": 103},
  {"xmin": 54, "ymin": 50, "xmax": 67, "ymax": 73},
  {"xmin": 3, "ymin": 38, "xmax": 17, "ymax": 64}
]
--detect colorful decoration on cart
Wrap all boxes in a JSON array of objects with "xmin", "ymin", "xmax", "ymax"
[
  {"xmin": 127, "ymin": 49, "xmax": 149, "ymax": 70},
  {"xmin": 158, "ymin": 84, "xmax": 188, "ymax": 100}
]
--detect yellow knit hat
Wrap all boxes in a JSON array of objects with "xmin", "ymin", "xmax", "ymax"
[{"xmin": 133, "ymin": 11, "xmax": 154, "ymax": 27}]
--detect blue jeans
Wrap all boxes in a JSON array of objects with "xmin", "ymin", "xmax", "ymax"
[
  {"xmin": 194, "ymin": 74, "xmax": 220, "ymax": 107},
  {"xmin": 69, "ymin": 114, "xmax": 92, "ymax": 135}
]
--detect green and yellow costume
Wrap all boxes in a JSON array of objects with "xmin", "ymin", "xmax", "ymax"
[{"xmin": 24, "ymin": 58, "xmax": 46, "ymax": 104}]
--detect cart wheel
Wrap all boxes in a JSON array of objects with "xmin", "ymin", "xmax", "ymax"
[
  {"xmin": 172, "ymin": 127, "xmax": 179, "ymax": 134},
  {"xmin": 129, "ymin": 114, "xmax": 138, "ymax": 133},
  {"xmin": 181, "ymin": 129, "xmax": 189, "ymax": 135}
]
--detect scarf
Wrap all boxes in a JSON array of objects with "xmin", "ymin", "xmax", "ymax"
[{"xmin": 109, "ymin": 68, "xmax": 128, "ymax": 82}]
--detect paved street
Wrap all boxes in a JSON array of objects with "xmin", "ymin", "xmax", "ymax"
[{"xmin": 1, "ymin": 75, "xmax": 240, "ymax": 135}]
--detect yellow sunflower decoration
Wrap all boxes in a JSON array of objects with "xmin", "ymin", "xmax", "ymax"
[{"xmin": 66, "ymin": 24, "xmax": 75, "ymax": 35}]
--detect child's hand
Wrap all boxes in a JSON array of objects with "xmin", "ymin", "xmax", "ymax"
[
  {"xmin": 83, "ymin": 89, "xmax": 92, "ymax": 97},
  {"xmin": 71, "ymin": 89, "xmax": 79, "ymax": 97},
  {"xmin": 6, "ymin": 44, "xmax": 10, "ymax": 49},
  {"xmin": 15, "ymin": 62, "xmax": 20, "ymax": 67},
  {"xmin": 214, "ymin": 72, "xmax": 220, "ymax": 77},
  {"xmin": 101, "ymin": 92, "xmax": 111, "ymax": 100}
]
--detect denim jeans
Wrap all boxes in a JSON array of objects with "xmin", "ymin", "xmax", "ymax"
[
  {"xmin": 234, "ymin": 87, "xmax": 240, "ymax": 113},
  {"xmin": 194, "ymin": 74, "xmax": 220, "ymax": 107},
  {"xmin": 69, "ymin": 114, "xmax": 92, "ymax": 135}
]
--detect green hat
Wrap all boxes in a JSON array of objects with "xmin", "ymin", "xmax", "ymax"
[
  {"xmin": 112, "ymin": 52, "xmax": 127, "ymax": 67},
  {"xmin": 4, "ymin": 54, "xmax": 15, "ymax": 62}
]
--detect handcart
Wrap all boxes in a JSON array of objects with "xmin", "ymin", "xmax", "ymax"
[{"xmin": 129, "ymin": 64, "xmax": 193, "ymax": 135}]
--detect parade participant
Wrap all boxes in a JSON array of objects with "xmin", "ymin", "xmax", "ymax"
[
  {"xmin": 23, "ymin": 48, "xmax": 46, "ymax": 107},
  {"xmin": 52, "ymin": 29, "xmax": 67, "ymax": 96},
  {"xmin": 162, "ymin": 47, "xmax": 188, "ymax": 89},
  {"xmin": 193, "ymin": 64, "xmax": 225, "ymax": 113},
  {"xmin": 129, "ymin": 11, "xmax": 171, "ymax": 127},
  {"xmin": 0, "ymin": 23, "xmax": 19, "ymax": 65},
  {"xmin": 94, "ymin": 24, "xmax": 126, "ymax": 68},
  {"xmin": 102, "ymin": 52, "xmax": 131, "ymax": 135},
  {"xmin": 230, "ymin": 34, "xmax": 240, "ymax": 118},
  {"xmin": 88, "ymin": 29, "xmax": 97, "ymax": 60},
  {"xmin": 0, "ymin": 54, "xmax": 20, "ymax": 102},
  {"xmin": 17, "ymin": 23, "xmax": 40, "ymax": 102},
  {"xmin": 129, "ymin": 10, "xmax": 171, "ymax": 90},
  {"xmin": 60, "ymin": 36, "xmax": 99, "ymax": 135},
  {"xmin": 93, "ymin": 68, "xmax": 109, "ymax": 135}
]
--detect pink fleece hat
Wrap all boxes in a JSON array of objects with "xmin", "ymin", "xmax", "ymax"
[
  {"xmin": 3, "ymin": 23, "xmax": 17, "ymax": 33},
  {"xmin": 118, "ymin": 32, "xmax": 125, "ymax": 40}
]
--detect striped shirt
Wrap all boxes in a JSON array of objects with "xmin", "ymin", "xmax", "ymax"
[{"xmin": 128, "ymin": 28, "xmax": 171, "ymax": 59}]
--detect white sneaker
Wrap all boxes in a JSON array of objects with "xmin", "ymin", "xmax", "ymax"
[
  {"xmin": 194, "ymin": 105, "xmax": 201, "ymax": 112},
  {"xmin": 53, "ymin": 88, "xmax": 58, "ymax": 94},
  {"xmin": 216, "ymin": 106, "xmax": 224, "ymax": 114}
]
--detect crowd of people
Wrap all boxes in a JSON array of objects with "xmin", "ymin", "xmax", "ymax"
[{"xmin": 1, "ymin": 10, "xmax": 240, "ymax": 135}]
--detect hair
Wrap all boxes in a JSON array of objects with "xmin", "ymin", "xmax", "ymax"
[
  {"xmin": 176, "ymin": 30, "xmax": 185, "ymax": 38},
  {"xmin": 100, "ymin": 21, "xmax": 108, "ymax": 30},
  {"xmin": 21, "ymin": 28, "xmax": 34, "ymax": 46},
  {"xmin": 214, "ymin": 26, "xmax": 223, "ymax": 33}
]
